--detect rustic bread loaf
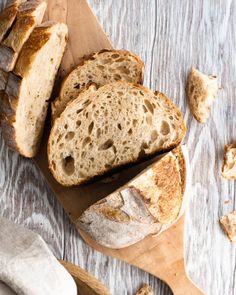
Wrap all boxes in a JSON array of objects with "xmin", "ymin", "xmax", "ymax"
[
  {"xmin": 51, "ymin": 49, "xmax": 144, "ymax": 120},
  {"xmin": 220, "ymin": 211, "xmax": 236, "ymax": 242},
  {"xmin": 48, "ymin": 82, "xmax": 186, "ymax": 186},
  {"xmin": 0, "ymin": 0, "xmax": 26, "ymax": 43},
  {"xmin": 221, "ymin": 142, "xmax": 236, "ymax": 179},
  {"xmin": 186, "ymin": 67, "xmax": 219, "ymax": 123},
  {"xmin": 77, "ymin": 147, "xmax": 186, "ymax": 249},
  {"xmin": 1, "ymin": 22, "xmax": 68, "ymax": 157},
  {"xmin": 0, "ymin": 0, "xmax": 47, "ymax": 72},
  {"xmin": 135, "ymin": 284, "xmax": 154, "ymax": 295}
]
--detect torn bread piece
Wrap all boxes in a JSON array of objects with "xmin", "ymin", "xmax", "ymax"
[
  {"xmin": 0, "ymin": 0, "xmax": 27, "ymax": 43},
  {"xmin": 77, "ymin": 146, "xmax": 186, "ymax": 249},
  {"xmin": 135, "ymin": 284, "xmax": 154, "ymax": 295},
  {"xmin": 221, "ymin": 142, "xmax": 236, "ymax": 179},
  {"xmin": 51, "ymin": 49, "xmax": 144, "ymax": 120},
  {"xmin": 220, "ymin": 211, "xmax": 236, "ymax": 242},
  {"xmin": 1, "ymin": 22, "xmax": 68, "ymax": 157},
  {"xmin": 0, "ymin": 0, "xmax": 47, "ymax": 72},
  {"xmin": 186, "ymin": 67, "xmax": 219, "ymax": 123}
]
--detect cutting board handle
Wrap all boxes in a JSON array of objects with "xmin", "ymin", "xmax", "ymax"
[{"xmin": 164, "ymin": 259, "xmax": 204, "ymax": 295}]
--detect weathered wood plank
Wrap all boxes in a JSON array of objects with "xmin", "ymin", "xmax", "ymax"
[{"xmin": 0, "ymin": 0, "xmax": 236, "ymax": 294}]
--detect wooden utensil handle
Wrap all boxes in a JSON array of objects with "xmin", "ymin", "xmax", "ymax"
[{"xmin": 166, "ymin": 259, "xmax": 204, "ymax": 295}]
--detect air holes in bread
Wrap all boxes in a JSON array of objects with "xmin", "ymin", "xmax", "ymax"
[
  {"xmin": 128, "ymin": 128, "xmax": 132, "ymax": 135},
  {"xmin": 144, "ymin": 99, "xmax": 154, "ymax": 114},
  {"xmin": 82, "ymin": 136, "xmax": 91, "ymax": 148},
  {"xmin": 146, "ymin": 115, "xmax": 152, "ymax": 125},
  {"xmin": 65, "ymin": 132, "xmax": 75, "ymax": 140},
  {"xmin": 117, "ymin": 66, "xmax": 130, "ymax": 75},
  {"xmin": 151, "ymin": 130, "xmax": 158, "ymax": 142},
  {"xmin": 117, "ymin": 123, "xmax": 122, "ymax": 130},
  {"xmin": 133, "ymin": 119, "xmax": 138, "ymax": 127},
  {"xmin": 114, "ymin": 74, "xmax": 121, "ymax": 81},
  {"xmin": 88, "ymin": 122, "xmax": 94, "ymax": 134},
  {"xmin": 76, "ymin": 120, "xmax": 81, "ymax": 127},
  {"xmin": 111, "ymin": 54, "xmax": 119, "ymax": 59},
  {"xmin": 62, "ymin": 156, "xmax": 75, "ymax": 175},
  {"xmin": 160, "ymin": 121, "xmax": 170, "ymax": 135},
  {"xmin": 98, "ymin": 139, "xmax": 114, "ymax": 150}
]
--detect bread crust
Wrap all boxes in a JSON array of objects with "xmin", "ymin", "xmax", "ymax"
[
  {"xmin": 77, "ymin": 146, "xmax": 186, "ymax": 249},
  {"xmin": 0, "ymin": 3, "xmax": 18, "ymax": 43},
  {"xmin": 51, "ymin": 49, "xmax": 145, "ymax": 120},
  {"xmin": 0, "ymin": 0, "xmax": 47, "ymax": 71}
]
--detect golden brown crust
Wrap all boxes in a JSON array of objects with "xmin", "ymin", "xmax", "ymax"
[
  {"xmin": 14, "ymin": 22, "xmax": 54, "ymax": 77},
  {"xmin": 0, "ymin": 80, "xmax": 21, "ymax": 153},
  {"xmin": 0, "ymin": 4, "xmax": 18, "ymax": 42}
]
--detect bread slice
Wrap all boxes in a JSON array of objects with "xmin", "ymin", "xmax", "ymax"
[
  {"xmin": 0, "ymin": 0, "xmax": 47, "ymax": 72},
  {"xmin": 77, "ymin": 147, "xmax": 186, "ymax": 249},
  {"xmin": 220, "ymin": 211, "xmax": 236, "ymax": 242},
  {"xmin": 135, "ymin": 284, "xmax": 154, "ymax": 295},
  {"xmin": 221, "ymin": 142, "xmax": 236, "ymax": 179},
  {"xmin": 48, "ymin": 82, "xmax": 186, "ymax": 186},
  {"xmin": 51, "ymin": 49, "xmax": 144, "ymax": 120},
  {"xmin": 186, "ymin": 68, "xmax": 219, "ymax": 123},
  {"xmin": 1, "ymin": 22, "xmax": 68, "ymax": 157},
  {"xmin": 0, "ymin": 0, "xmax": 26, "ymax": 43}
]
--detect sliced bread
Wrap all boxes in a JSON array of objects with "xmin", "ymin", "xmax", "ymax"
[
  {"xmin": 0, "ymin": 0, "xmax": 26, "ymax": 43},
  {"xmin": 48, "ymin": 82, "xmax": 186, "ymax": 186},
  {"xmin": 1, "ymin": 22, "xmax": 68, "ymax": 157},
  {"xmin": 0, "ymin": 0, "xmax": 47, "ymax": 72},
  {"xmin": 77, "ymin": 147, "xmax": 186, "ymax": 249},
  {"xmin": 51, "ymin": 49, "xmax": 144, "ymax": 120},
  {"xmin": 186, "ymin": 67, "xmax": 219, "ymax": 123}
]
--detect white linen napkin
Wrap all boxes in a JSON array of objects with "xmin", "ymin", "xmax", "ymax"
[{"xmin": 0, "ymin": 217, "xmax": 77, "ymax": 295}]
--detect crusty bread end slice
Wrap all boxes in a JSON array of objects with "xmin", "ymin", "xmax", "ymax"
[
  {"xmin": 186, "ymin": 67, "xmax": 219, "ymax": 123},
  {"xmin": 1, "ymin": 22, "xmax": 68, "ymax": 157},
  {"xmin": 48, "ymin": 82, "xmax": 186, "ymax": 186},
  {"xmin": 0, "ymin": 0, "xmax": 47, "ymax": 72},
  {"xmin": 77, "ymin": 147, "xmax": 186, "ymax": 249},
  {"xmin": 51, "ymin": 49, "xmax": 144, "ymax": 120},
  {"xmin": 0, "ymin": 0, "xmax": 27, "ymax": 43}
]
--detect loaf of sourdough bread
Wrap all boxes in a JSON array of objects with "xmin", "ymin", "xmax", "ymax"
[
  {"xmin": 1, "ymin": 22, "xmax": 68, "ymax": 157},
  {"xmin": 78, "ymin": 146, "xmax": 186, "ymax": 249},
  {"xmin": 51, "ymin": 49, "xmax": 144, "ymax": 120},
  {"xmin": 48, "ymin": 82, "xmax": 186, "ymax": 186}
]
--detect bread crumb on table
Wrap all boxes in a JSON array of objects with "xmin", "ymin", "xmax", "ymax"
[
  {"xmin": 135, "ymin": 284, "xmax": 154, "ymax": 295},
  {"xmin": 220, "ymin": 211, "xmax": 236, "ymax": 242},
  {"xmin": 222, "ymin": 142, "xmax": 236, "ymax": 179}
]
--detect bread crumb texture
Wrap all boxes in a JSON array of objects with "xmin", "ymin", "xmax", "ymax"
[
  {"xmin": 220, "ymin": 211, "xmax": 236, "ymax": 242},
  {"xmin": 186, "ymin": 67, "xmax": 219, "ymax": 123},
  {"xmin": 222, "ymin": 142, "xmax": 236, "ymax": 179},
  {"xmin": 52, "ymin": 49, "xmax": 144, "ymax": 120},
  {"xmin": 48, "ymin": 82, "xmax": 186, "ymax": 186}
]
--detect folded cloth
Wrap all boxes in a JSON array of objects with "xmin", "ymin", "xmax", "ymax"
[
  {"xmin": 0, "ymin": 217, "xmax": 77, "ymax": 295},
  {"xmin": 0, "ymin": 282, "xmax": 17, "ymax": 295}
]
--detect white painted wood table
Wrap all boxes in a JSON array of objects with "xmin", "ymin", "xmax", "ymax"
[{"xmin": 0, "ymin": 1, "xmax": 235, "ymax": 294}]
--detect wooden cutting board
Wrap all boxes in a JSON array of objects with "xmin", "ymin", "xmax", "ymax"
[{"xmin": 35, "ymin": 0, "xmax": 205, "ymax": 294}]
